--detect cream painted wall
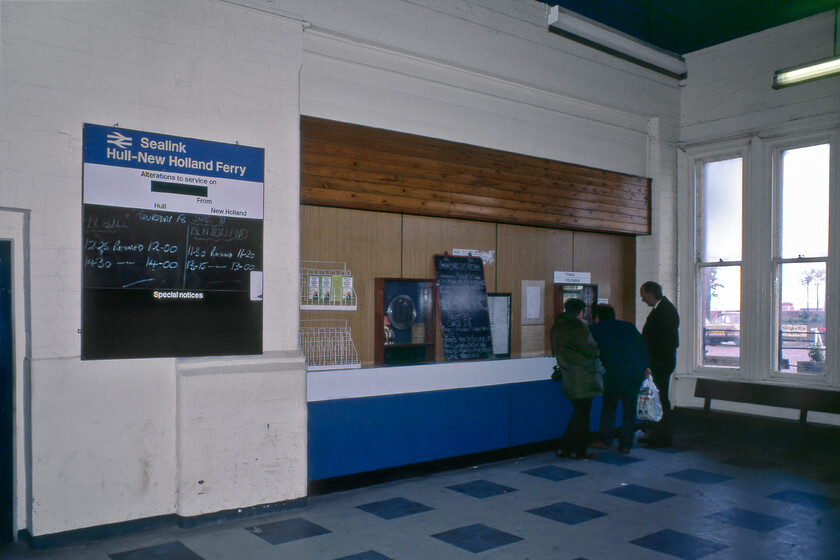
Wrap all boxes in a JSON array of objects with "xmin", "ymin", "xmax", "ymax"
[
  {"xmin": 1, "ymin": 0, "xmax": 307, "ymax": 537},
  {"xmin": 1, "ymin": 0, "xmax": 696, "ymax": 540},
  {"xmin": 675, "ymin": 11, "xmax": 840, "ymax": 418},
  {"xmin": 272, "ymin": 0, "xmax": 683, "ymax": 332}
]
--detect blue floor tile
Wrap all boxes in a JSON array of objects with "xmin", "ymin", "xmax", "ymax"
[
  {"xmin": 527, "ymin": 501, "xmax": 608, "ymax": 525},
  {"xmin": 432, "ymin": 523, "xmax": 523, "ymax": 553},
  {"xmin": 333, "ymin": 551, "xmax": 393, "ymax": 560},
  {"xmin": 603, "ymin": 484, "xmax": 677, "ymax": 503},
  {"xmin": 595, "ymin": 452, "xmax": 643, "ymax": 466},
  {"xmin": 646, "ymin": 446, "xmax": 686, "ymax": 454},
  {"xmin": 706, "ymin": 507, "xmax": 792, "ymax": 533},
  {"xmin": 720, "ymin": 456, "xmax": 774, "ymax": 470},
  {"xmin": 666, "ymin": 468, "xmax": 733, "ymax": 485},
  {"xmin": 767, "ymin": 489, "xmax": 839, "ymax": 511},
  {"xmin": 522, "ymin": 465, "xmax": 586, "ymax": 482},
  {"xmin": 630, "ymin": 529, "xmax": 728, "ymax": 560},
  {"xmin": 447, "ymin": 479, "xmax": 517, "ymax": 499},
  {"xmin": 246, "ymin": 517, "xmax": 331, "ymax": 545},
  {"xmin": 356, "ymin": 497, "xmax": 433, "ymax": 519},
  {"xmin": 109, "ymin": 542, "xmax": 204, "ymax": 560}
]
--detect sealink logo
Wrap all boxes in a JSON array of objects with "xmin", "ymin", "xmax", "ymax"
[{"xmin": 107, "ymin": 131, "xmax": 133, "ymax": 150}]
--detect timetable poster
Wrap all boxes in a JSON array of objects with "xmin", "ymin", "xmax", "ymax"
[{"xmin": 81, "ymin": 124, "xmax": 264, "ymax": 360}]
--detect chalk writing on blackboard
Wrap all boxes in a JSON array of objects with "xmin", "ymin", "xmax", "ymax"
[
  {"xmin": 83, "ymin": 204, "xmax": 262, "ymax": 291},
  {"xmin": 434, "ymin": 255, "xmax": 493, "ymax": 361}
]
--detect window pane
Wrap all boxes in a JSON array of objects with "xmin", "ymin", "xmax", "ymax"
[
  {"xmin": 779, "ymin": 262, "xmax": 826, "ymax": 375},
  {"xmin": 780, "ymin": 144, "xmax": 829, "ymax": 259},
  {"xmin": 699, "ymin": 265, "xmax": 740, "ymax": 367},
  {"xmin": 701, "ymin": 158, "xmax": 742, "ymax": 262}
]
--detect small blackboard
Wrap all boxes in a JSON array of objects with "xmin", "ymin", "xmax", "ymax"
[{"xmin": 434, "ymin": 255, "xmax": 493, "ymax": 361}]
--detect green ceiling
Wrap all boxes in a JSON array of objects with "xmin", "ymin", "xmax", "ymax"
[{"xmin": 539, "ymin": 0, "xmax": 840, "ymax": 54}]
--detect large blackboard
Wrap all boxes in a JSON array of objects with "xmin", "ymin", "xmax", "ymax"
[
  {"xmin": 81, "ymin": 204, "xmax": 263, "ymax": 360},
  {"xmin": 434, "ymin": 255, "xmax": 493, "ymax": 361}
]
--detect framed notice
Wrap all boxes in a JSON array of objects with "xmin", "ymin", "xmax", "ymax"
[
  {"xmin": 487, "ymin": 293, "xmax": 511, "ymax": 358},
  {"xmin": 81, "ymin": 124, "xmax": 264, "ymax": 359}
]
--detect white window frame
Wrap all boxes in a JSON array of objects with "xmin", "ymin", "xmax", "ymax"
[
  {"xmin": 679, "ymin": 128, "xmax": 839, "ymax": 390},
  {"xmin": 768, "ymin": 131, "xmax": 838, "ymax": 386},
  {"xmin": 681, "ymin": 138, "xmax": 750, "ymax": 379}
]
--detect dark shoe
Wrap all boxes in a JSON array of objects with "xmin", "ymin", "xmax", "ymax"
[
  {"xmin": 554, "ymin": 449, "xmax": 568, "ymax": 459},
  {"xmin": 617, "ymin": 447, "xmax": 630, "ymax": 454},
  {"xmin": 590, "ymin": 441, "xmax": 611, "ymax": 449},
  {"xmin": 637, "ymin": 436, "xmax": 649, "ymax": 444}
]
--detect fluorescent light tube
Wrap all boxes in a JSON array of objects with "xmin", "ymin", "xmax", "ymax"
[
  {"xmin": 773, "ymin": 54, "xmax": 840, "ymax": 88},
  {"xmin": 548, "ymin": 6, "xmax": 686, "ymax": 78}
]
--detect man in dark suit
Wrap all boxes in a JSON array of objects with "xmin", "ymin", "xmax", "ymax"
[{"xmin": 640, "ymin": 281, "xmax": 679, "ymax": 447}]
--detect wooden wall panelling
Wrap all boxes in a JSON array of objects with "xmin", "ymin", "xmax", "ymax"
[
  {"xmin": 300, "ymin": 206, "xmax": 403, "ymax": 367},
  {"xmin": 496, "ymin": 224, "xmax": 574, "ymax": 357},
  {"xmin": 301, "ymin": 116, "xmax": 651, "ymax": 235},
  {"xmin": 572, "ymin": 232, "xmax": 637, "ymax": 324},
  {"xmin": 402, "ymin": 215, "xmax": 498, "ymax": 361}
]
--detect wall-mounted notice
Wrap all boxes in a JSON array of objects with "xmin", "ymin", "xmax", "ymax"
[
  {"xmin": 554, "ymin": 270, "xmax": 591, "ymax": 284},
  {"xmin": 434, "ymin": 255, "xmax": 492, "ymax": 361},
  {"xmin": 81, "ymin": 124, "xmax": 264, "ymax": 359},
  {"xmin": 487, "ymin": 293, "xmax": 511, "ymax": 357}
]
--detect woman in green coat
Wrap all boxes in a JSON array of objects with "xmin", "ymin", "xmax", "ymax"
[{"xmin": 550, "ymin": 298, "xmax": 604, "ymax": 459}]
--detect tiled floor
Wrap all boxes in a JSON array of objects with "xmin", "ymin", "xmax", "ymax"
[{"xmin": 4, "ymin": 409, "xmax": 839, "ymax": 559}]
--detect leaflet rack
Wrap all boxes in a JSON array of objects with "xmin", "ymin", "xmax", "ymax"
[
  {"xmin": 299, "ymin": 320, "xmax": 361, "ymax": 371},
  {"xmin": 300, "ymin": 260, "xmax": 357, "ymax": 311}
]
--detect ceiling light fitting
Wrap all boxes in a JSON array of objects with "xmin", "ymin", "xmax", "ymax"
[
  {"xmin": 773, "ymin": 54, "xmax": 840, "ymax": 88},
  {"xmin": 773, "ymin": 8, "xmax": 840, "ymax": 89},
  {"xmin": 547, "ymin": 5, "xmax": 686, "ymax": 79}
]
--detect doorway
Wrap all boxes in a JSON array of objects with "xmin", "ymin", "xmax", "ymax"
[{"xmin": 0, "ymin": 241, "xmax": 12, "ymax": 543}]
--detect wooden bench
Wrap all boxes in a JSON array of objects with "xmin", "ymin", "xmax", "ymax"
[{"xmin": 694, "ymin": 378, "xmax": 840, "ymax": 423}]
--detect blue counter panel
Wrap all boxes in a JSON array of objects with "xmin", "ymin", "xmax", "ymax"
[
  {"xmin": 308, "ymin": 385, "xmax": 510, "ymax": 481},
  {"xmin": 308, "ymin": 380, "xmax": 608, "ymax": 481},
  {"xmin": 509, "ymin": 379, "xmax": 569, "ymax": 446}
]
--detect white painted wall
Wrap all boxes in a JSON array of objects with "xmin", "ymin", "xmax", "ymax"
[
  {"xmin": 271, "ymin": 0, "xmax": 683, "ymax": 327},
  {"xmin": 2, "ymin": 0, "xmax": 689, "ymax": 539},
  {"xmin": 1, "ymin": 0, "xmax": 307, "ymax": 537},
  {"xmin": 675, "ymin": 11, "xmax": 840, "ymax": 417}
]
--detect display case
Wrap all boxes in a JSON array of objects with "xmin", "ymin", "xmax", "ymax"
[{"xmin": 374, "ymin": 278, "xmax": 436, "ymax": 366}]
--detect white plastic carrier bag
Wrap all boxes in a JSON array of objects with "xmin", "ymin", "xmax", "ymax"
[{"xmin": 636, "ymin": 376, "xmax": 663, "ymax": 422}]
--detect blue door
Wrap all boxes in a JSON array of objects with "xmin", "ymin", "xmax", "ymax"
[{"xmin": 0, "ymin": 241, "xmax": 12, "ymax": 543}]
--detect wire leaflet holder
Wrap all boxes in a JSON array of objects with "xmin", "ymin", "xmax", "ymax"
[
  {"xmin": 300, "ymin": 260, "xmax": 357, "ymax": 310},
  {"xmin": 299, "ymin": 319, "xmax": 361, "ymax": 371}
]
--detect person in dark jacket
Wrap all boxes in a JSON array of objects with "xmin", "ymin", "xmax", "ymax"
[
  {"xmin": 550, "ymin": 298, "xmax": 603, "ymax": 459},
  {"xmin": 589, "ymin": 304, "xmax": 650, "ymax": 453},
  {"xmin": 640, "ymin": 281, "xmax": 680, "ymax": 447}
]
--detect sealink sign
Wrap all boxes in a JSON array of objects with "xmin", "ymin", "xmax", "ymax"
[{"xmin": 85, "ymin": 124, "xmax": 263, "ymax": 182}]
